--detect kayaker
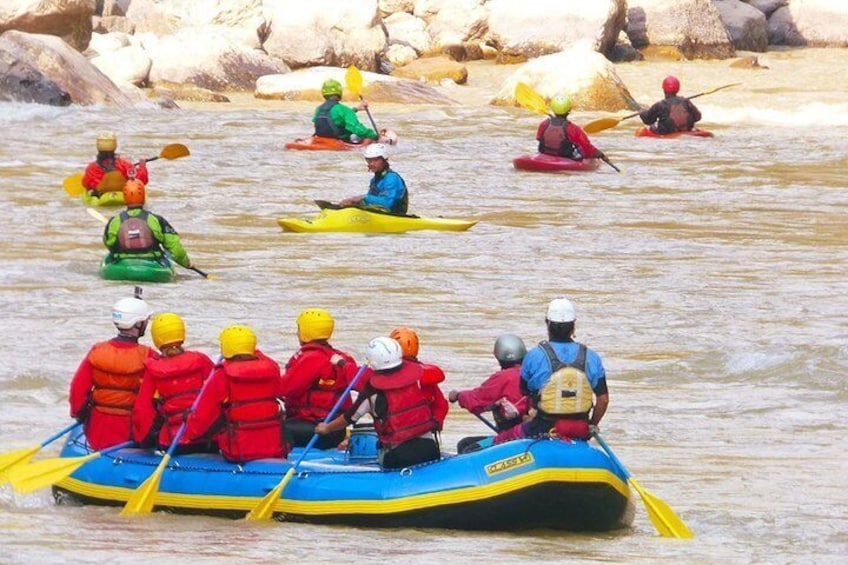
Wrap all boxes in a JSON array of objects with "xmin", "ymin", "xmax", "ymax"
[
  {"xmin": 103, "ymin": 179, "xmax": 193, "ymax": 270},
  {"xmin": 83, "ymin": 132, "xmax": 148, "ymax": 196},
  {"xmin": 497, "ymin": 297, "xmax": 609, "ymax": 444},
  {"xmin": 316, "ymin": 337, "xmax": 441, "ymax": 469},
  {"xmin": 280, "ymin": 308, "xmax": 359, "ymax": 449},
  {"xmin": 69, "ymin": 292, "xmax": 154, "ymax": 450},
  {"xmin": 338, "ymin": 144, "xmax": 409, "ymax": 214},
  {"xmin": 639, "ymin": 76, "xmax": 702, "ymax": 134},
  {"xmin": 449, "ymin": 333, "xmax": 528, "ymax": 432},
  {"xmin": 131, "ymin": 312, "xmax": 216, "ymax": 453},
  {"xmin": 313, "ymin": 78, "xmax": 393, "ymax": 144},
  {"xmin": 537, "ymin": 95, "xmax": 606, "ymax": 162},
  {"xmin": 389, "ymin": 327, "xmax": 449, "ymax": 431},
  {"xmin": 182, "ymin": 325, "xmax": 290, "ymax": 463}
]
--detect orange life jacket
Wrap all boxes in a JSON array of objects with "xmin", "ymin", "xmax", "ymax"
[
  {"xmin": 143, "ymin": 350, "xmax": 210, "ymax": 441},
  {"xmin": 370, "ymin": 362, "xmax": 437, "ymax": 449},
  {"xmin": 88, "ymin": 341, "xmax": 150, "ymax": 416}
]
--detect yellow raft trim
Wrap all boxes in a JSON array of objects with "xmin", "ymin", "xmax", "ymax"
[{"xmin": 57, "ymin": 466, "xmax": 629, "ymax": 515}]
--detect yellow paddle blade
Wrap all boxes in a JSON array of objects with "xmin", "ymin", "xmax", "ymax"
[
  {"xmin": 0, "ymin": 445, "xmax": 40, "ymax": 483},
  {"xmin": 245, "ymin": 467, "xmax": 295, "ymax": 521},
  {"xmin": 583, "ymin": 117, "xmax": 623, "ymax": 134},
  {"xmin": 6, "ymin": 452, "xmax": 101, "ymax": 494},
  {"xmin": 98, "ymin": 170, "xmax": 126, "ymax": 192},
  {"xmin": 629, "ymin": 478, "xmax": 694, "ymax": 539},
  {"xmin": 121, "ymin": 454, "xmax": 171, "ymax": 516},
  {"xmin": 159, "ymin": 143, "xmax": 190, "ymax": 160},
  {"xmin": 62, "ymin": 173, "xmax": 85, "ymax": 197},
  {"xmin": 345, "ymin": 65, "xmax": 363, "ymax": 97},
  {"xmin": 515, "ymin": 82, "xmax": 550, "ymax": 116},
  {"xmin": 87, "ymin": 207, "xmax": 109, "ymax": 224}
]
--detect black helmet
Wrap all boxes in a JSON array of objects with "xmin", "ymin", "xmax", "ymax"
[{"xmin": 493, "ymin": 334, "xmax": 526, "ymax": 365}]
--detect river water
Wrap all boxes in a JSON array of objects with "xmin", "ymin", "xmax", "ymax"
[{"xmin": 1, "ymin": 48, "xmax": 847, "ymax": 564}]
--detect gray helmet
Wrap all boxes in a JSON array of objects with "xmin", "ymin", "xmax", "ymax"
[{"xmin": 493, "ymin": 334, "xmax": 526, "ymax": 366}]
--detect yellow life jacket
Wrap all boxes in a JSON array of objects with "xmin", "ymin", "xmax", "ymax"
[{"xmin": 537, "ymin": 342, "xmax": 593, "ymax": 418}]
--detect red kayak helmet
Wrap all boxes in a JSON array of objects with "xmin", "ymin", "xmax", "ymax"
[{"xmin": 662, "ymin": 76, "xmax": 680, "ymax": 95}]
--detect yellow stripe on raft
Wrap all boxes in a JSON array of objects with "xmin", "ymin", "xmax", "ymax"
[
  {"xmin": 277, "ymin": 207, "xmax": 477, "ymax": 234},
  {"xmin": 57, "ymin": 467, "xmax": 627, "ymax": 515}
]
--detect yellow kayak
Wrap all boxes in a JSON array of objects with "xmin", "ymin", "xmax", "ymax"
[
  {"xmin": 82, "ymin": 190, "xmax": 125, "ymax": 207},
  {"xmin": 277, "ymin": 206, "xmax": 477, "ymax": 234}
]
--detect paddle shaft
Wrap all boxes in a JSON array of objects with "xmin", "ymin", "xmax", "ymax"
[
  {"xmin": 473, "ymin": 412, "xmax": 499, "ymax": 433},
  {"xmin": 41, "ymin": 422, "xmax": 82, "ymax": 447},
  {"xmin": 358, "ymin": 96, "xmax": 379, "ymax": 133}
]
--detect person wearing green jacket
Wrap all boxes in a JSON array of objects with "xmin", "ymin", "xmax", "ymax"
[
  {"xmin": 103, "ymin": 179, "xmax": 192, "ymax": 268},
  {"xmin": 313, "ymin": 78, "xmax": 384, "ymax": 143}
]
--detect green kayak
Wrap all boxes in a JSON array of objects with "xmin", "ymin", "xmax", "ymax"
[
  {"xmin": 83, "ymin": 190, "xmax": 125, "ymax": 207},
  {"xmin": 99, "ymin": 255, "xmax": 176, "ymax": 283}
]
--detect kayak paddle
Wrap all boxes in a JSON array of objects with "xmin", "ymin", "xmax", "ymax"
[
  {"xmin": 593, "ymin": 431, "xmax": 694, "ymax": 538},
  {"xmin": 0, "ymin": 422, "xmax": 81, "ymax": 484},
  {"xmin": 582, "ymin": 83, "xmax": 742, "ymax": 134},
  {"xmin": 63, "ymin": 143, "xmax": 191, "ymax": 197},
  {"xmin": 121, "ymin": 357, "xmax": 221, "ymax": 516},
  {"xmin": 514, "ymin": 82, "xmax": 621, "ymax": 173},
  {"xmin": 345, "ymin": 66, "xmax": 380, "ymax": 133},
  {"xmin": 246, "ymin": 362, "xmax": 369, "ymax": 521}
]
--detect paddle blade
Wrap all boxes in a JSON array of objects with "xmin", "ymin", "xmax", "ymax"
[
  {"xmin": 515, "ymin": 82, "xmax": 550, "ymax": 116},
  {"xmin": 98, "ymin": 170, "xmax": 126, "ymax": 192},
  {"xmin": 0, "ymin": 445, "xmax": 40, "ymax": 482},
  {"xmin": 159, "ymin": 143, "xmax": 190, "ymax": 160},
  {"xmin": 245, "ymin": 468, "xmax": 294, "ymax": 521},
  {"xmin": 87, "ymin": 207, "xmax": 109, "ymax": 224},
  {"xmin": 583, "ymin": 117, "xmax": 623, "ymax": 134},
  {"xmin": 121, "ymin": 454, "xmax": 170, "ymax": 516},
  {"xmin": 629, "ymin": 478, "xmax": 694, "ymax": 539},
  {"xmin": 6, "ymin": 452, "xmax": 100, "ymax": 494},
  {"xmin": 62, "ymin": 174, "xmax": 85, "ymax": 197},
  {"xmin": 345, "ymin": 66, "xmax": 363, "ymax": 97}
]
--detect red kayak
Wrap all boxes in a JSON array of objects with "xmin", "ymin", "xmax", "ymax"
[
  {"xmin": 635, "ymin": 127, "xmax": 714, "ymax": 139},
  {"xmin": 513, "ymin": 154, "xmax": 600, "ymax": 173},
  {"xmin": 285, "ymin": 136, "xmax": 375, "ymax": 151}
]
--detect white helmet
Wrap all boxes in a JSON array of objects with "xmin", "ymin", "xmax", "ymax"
[
  {"xmin": 363, "ymin": 143, "xmax": 388, "ymax": 160},
  {"xmin": 366, "ymin": 336, "xmax": 403, "ymax": 371},
  {"xmin": 546, "ymin": 297, "xmax": 576, "ymax": 323},
  {"xmin": 112, "ymin": 297, "xmax": 152, "ymax": 329}
]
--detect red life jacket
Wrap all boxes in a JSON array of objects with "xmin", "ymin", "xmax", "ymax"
[
  {"xmin": 88, "ymin": 341, "xmax": 150, "ymax": 416},
  {"xmin": 540, "ymin": 117, "xmax": 582, "ymax": 159},
  {"xmin": 289, "ymin": 342, "xmax": 351, "ymax": 422},
  {"xmin": 219, "ymin": 352, "xmax": 287, "ymax": 462},
  {"xmin": 117, "ymin": 210, "xmax": 157, "ymax": 253},
  {"xmin": 143, "ymin": 350, "xmax": 211, "ymax": 444},
  {"xmin": 370, "ymin": 362, "xmax": 437, "ymax": 448}
]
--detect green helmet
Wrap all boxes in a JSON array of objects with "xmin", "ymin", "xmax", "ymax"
[
  {"xmin": 321, "ymin": 79, "xmax": 343, "ymax": 98},
  {"xmin": 550, "ymin": 95, "xmax": 572, "ymax": 116}
]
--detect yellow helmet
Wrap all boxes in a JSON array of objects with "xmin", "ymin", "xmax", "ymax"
[
  {"xmin": 151, "ymin": 312, "xmax": 185, "ymax": 349},
  {"xmin": 297, "ymin": 308, "xmax": 335, "ymax": 343},
  {"xmin": 97, "ymin": 131, "xmax": 117, "ymax": 152},
  {"xmin": 219, "ymin": 325, "xmax": 257, "ymax": 359}
]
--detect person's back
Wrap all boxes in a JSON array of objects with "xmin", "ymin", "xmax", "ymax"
[
  {"xmin": 312, "ymin": 79, "xmax": 378, "ymax": 142},
  {"xmin": 390, "ymin": 327, "xmax": 449, "ymax": 430},
  {"xmin": 536, "ymin": 96, "xmax": 604, "ymax": 161},
  {"xmin": 640, "ymin": 76, "xmax": 701, "ymax": 134}
]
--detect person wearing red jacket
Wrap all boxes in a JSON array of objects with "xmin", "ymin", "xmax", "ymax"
[
  {"xmin": 82, "ymin": 132, "xmax": 149, "ymax": 196},
  {"xmin": 280, "ymin": 308, "xmax": 358, "ymax": 449},
  {"xmin": 181, "ymin": 325, "xmax": 289, "ymax": 463},
  {"xmin": 316, "ymin": 337, "xmax": 440, "ymax": 469},
  {"xmin": 449, "ymin": 334, "xmax": 528, "ymax": 432},
  {"xmin": 536, "ymin": 96, "xmax": 606, "ymax": 162},
  {"xmin": 132, "ymin": 312, "xmax": 215, "ymax": 452},
  {"xmin": 389, "ymin": 327, "xmax": 449, "ymax": 430},
  {"xmin": 69, "ymin": 292, "xmax": 154, "ymax": 450}
]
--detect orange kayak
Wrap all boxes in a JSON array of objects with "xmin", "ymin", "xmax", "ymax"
[
  {"xmin": 635, "ymin": 127, "xmax": 714, "ymax": 139},
  {"xmin": 284, "ymin": 136, "xmax": 375, "ymax": 151}
]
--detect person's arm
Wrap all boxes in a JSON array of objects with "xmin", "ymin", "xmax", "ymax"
[
  {"xmin": 424, "ymin": 384, "xmax": 449, "ymax": 429},
  {"xmin": 535, "ymin": 119, "xmax": 549, "ymax": 141},
  {"xmin": 116, "ymin": 158, "xmax": 147, "ymax": 185},
  {"xmin": 153, "ymin": 214, "xmax": 191, "ymax": 267},
  {"xmin": 568, "ymin": 124, "xmax": 601, "ymax": 158},
  {"xmin": 591, "ymin": 391, "xmax": 608, "ymax": 426},
  {"xmin": 688, "ymin": 100, "xmax": 702, "ymax": 124},
  {"xmin": 181, "ymin": 368, "xmax": 225, "ymax": 444},
  {"xmin": 103, "ymin": 216, "xmax": 120, "ymax": 249},
  {"xmin": 82, "ymin": 162, "xmax": 104, "ymax": 191},
  {"xmin": 279, "ymin": 351, "xmax": 323, "ymax": 399},
  {"xmin": 334, "ymin": 104, "xmax": 378, "ymax": 139},
  {"xmin": 315, "ymin": 387, "xmax": 372, "ymax": 434},
  {"xmin": 639, "ymin": 101, "xmax": 663, "ymax": 125},
  {"xmin": 131, "ymin": 369, "xmax": 158, "ymax": 444},
  {"xmin": 455, "ymin": 373, "xmax": 507, "ymax": 413},
  {"xmin": 69, "ymin": 352, "xmax": 95, "ymax": 420},
  {"xmin": 362, "ymin": 171, "xmax": 405, "ymax": 211}
]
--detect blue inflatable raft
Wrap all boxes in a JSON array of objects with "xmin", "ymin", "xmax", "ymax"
[{"xmin": 53, "ymin": 428, "xmax": 633, "ymax": 531}]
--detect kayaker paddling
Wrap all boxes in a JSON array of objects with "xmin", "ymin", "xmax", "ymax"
[{"xmin": 338, "ymin": 143, "xmax": 409, "ymax": 215}]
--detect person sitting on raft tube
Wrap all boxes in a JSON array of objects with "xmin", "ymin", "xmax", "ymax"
[
  {"xmin": 497, "ymin": 297, "xmax": 610, "ymax": 444},
  {"xmin": 338, "ymin": 144, "xmax": 409, "ymax": 214},
  {"xmin": 280, "ymin": 308, "xmax": 359, "ymax": 450},
  {"xmin": 181, "ymin": 325, "xmax": 290, "ymax": 463},
  {"xmin": 449, "ymin": 333, "xmax": 529, "ymax": 433},
  {"xmin": 69, "ymin": 292, "xmax": 155, "ymax": 450},
  {"xmin": 537, "ymin": 96, "xmax": 606, "ymax": 162},
  {"xmin": 103, "ymin": 179, "xmax": 193, "ymax": 270},
  {"xmin": 316, "ymin": 337, "xmax": 441, "ymax": 469},
  {"xmin": 313, "ymin": 79, "xmax": 394, "ymax": 144},
  {"xmin": 132, "ymin": 312, "xmax": 216, "ymax": 453},
  {"xmin": 390, "ymin": 327, "xmax": 449, "ymax": 431},
  {"xmin": 639, "ymin": 75, "xmax": 702, "ymax": 134},
  {"xmin": 83, "ymin": 132, "xmax": 148, "ymax": 196}
]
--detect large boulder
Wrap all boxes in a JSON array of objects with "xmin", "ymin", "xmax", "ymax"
[
  {"xmin": 486, "ymin": 0, "xmax": 625, "ymax": 61},
  {"xmin": 627, "ymin": 0, "xmax": 736, "ymax": 59},
  {"xmin": 0, "ymin": 30, "xmax": 135, "ymax": 106},
  {"xmin": 390, "ymin": 56, "xmax": 467, "ymax": 84},
  {"xmin": 712, "ymin": 0, "xmax": 768, "ymax": 52},
  {"xmin": 767, "ymin": 0, "xmax": 848, "ymax": 47},
  {"xmin": 0, "ymin": 0, "xmax": 95, "ymax": 51},
  {"xmin": 263, "ymin": 0, "xmax": 386, "ymax": 71},
  {"xmin": 125, "ymin": 0, "xmax": 263, "ymax": 45},
  {"xmin": 745, "ymin": 0, "xmax": 787, "ymax": 18},
  {"xmin": 91, "ymin": 44, "xmax": 151, "ymax": 86},
  {"xmin": 384, "ymin": 12, "xmax": 432, "ymax": 55},
  {"xmin": 491, "ymin": 42, "xmax": 639, "ymax": 112},
  {"xmin": 414, "ymin": 0, "xmax": 487, "ymax": 52},
  {"xmin": 0, "ymin": 34, "xmax": 70, "ymax": 105},
  {"xmin": 380, "ymin": 0, "xmax": 415, "ymax": 16}
]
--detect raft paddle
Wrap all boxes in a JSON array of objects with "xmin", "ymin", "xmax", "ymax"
[
  {"xmin": 345, "ymin": 66, "xmax": 380, "ymax": 133},
  {"xmin": 582, "ymin": 83, "xmax": 742, "ymax": 134},
  {"xmin": 246, "ymin": 362, "xmax": 370, "ymax": 521},
  {"xmin": 593, "ymin": 432, "xmax": 694, "ymax": 539},
  {"xmin": 6, "ymin": 440, "xmax": 134, "ymax": 494},
  {"xmin": 514, "ymin": 82, "xmax": 621, "ymax": 173},
  {"xmin": 63, "ymin": 143, "xmax": 191, "ymax": 197},
  {"xmin": 473, "ymin": 411, "xmax": 498, "ymax": 433},
  {"xmin": 121, "ymin": 358, "xmax": 222, "ymax": 516},
  {"xmin": 86, "ymin": 207, "xmax": 215, "ymax": 279},
  {"xmin": 0, "ymin": 422, "xmax": 81, "ymax": 484}
]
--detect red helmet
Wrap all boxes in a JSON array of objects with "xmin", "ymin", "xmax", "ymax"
[
  {"xmin": 123, "ymin": 179, "xmax": 146, "ymax": 206},
  {"xmin": 662, "ymin": 76, "xmax": 680, "ymax": 95}
]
